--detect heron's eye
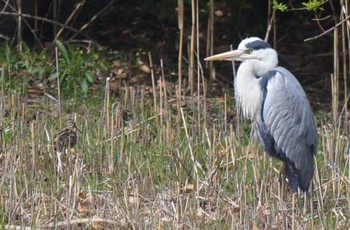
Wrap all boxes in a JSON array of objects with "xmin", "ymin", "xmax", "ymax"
[{"xmin": 246, "ymin": 48, "xmax": 253, "ymax": 54}]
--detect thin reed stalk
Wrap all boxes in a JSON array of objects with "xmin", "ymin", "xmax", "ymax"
[
  {"xmin": 332, "ymin": 28, "xmax": 339, "ymax": 125},
  {"xmin": 206, "ymin": 0, "xmax": 214, "ymax": 80},
  {"xmin": 55, "ymin": 47, "xmax": 61, "ymax": 127},
  {"xmin": 177, "ymin": 0, "xmax": 184, "ymax": 103},
  {"xmin": 16, "ymin": 0, "xmax": 22, "ymax": 52},
  {"xmin": 189, "ymin": 0, "xmax": 195, "ymax": 96},
  {"xmin": 148, "ymin": 52, "xmax": 158, "ymax": 127}
]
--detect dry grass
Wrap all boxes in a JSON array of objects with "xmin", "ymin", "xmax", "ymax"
[
  {"xmin": 0, "ymin": 69, "xmax": 349, "ymax": 230},
  {"xmin": 0, "ymin": 1, "xmax": 349, "ymax": 229}
]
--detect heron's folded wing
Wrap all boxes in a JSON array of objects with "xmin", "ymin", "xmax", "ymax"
[{"xmin": 262, "ymin": 67, "xmax": 317, "ymax": 181}]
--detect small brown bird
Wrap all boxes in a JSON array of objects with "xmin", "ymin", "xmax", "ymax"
[
  {"xmin": 54, "ymin": 119, "xmax": 81, "ymax": 173},
  {"xmin": 54, "ymin": 119, "xmax": 82, "ymax": 153}
]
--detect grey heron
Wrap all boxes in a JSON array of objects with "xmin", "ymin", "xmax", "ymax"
[{"xmin": 205, "ymin": 37, "xmax": 317, "ymax": 192}]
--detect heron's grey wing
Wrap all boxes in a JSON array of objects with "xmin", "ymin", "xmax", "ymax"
[{"xmin": 262, "ymin": 67, "xmax": 317, "ymax": 190}]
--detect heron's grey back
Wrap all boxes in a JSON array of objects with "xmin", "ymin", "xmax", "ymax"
[{"xmin": 256, "ymin": 66, "xmax": 317, "ymax": 190}]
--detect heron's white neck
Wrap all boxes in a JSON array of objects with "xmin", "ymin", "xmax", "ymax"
[{"xmin": 235, "ymin": 55, "xmax": 278, "ymax": 120}]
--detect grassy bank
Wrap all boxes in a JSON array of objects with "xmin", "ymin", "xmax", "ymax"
[{"xmin": 0, "ymin": 43, "xmax": 348, "ymax": 229}]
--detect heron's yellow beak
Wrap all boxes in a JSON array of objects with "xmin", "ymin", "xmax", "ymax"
[{"xmin": 204, "ymin": 50, "xmax": 243, "ymax": 61}]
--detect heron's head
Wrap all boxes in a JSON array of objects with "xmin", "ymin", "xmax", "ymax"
[{"xmin": 205, "ymin": 37, "xmax": 278, "ymax": 67}]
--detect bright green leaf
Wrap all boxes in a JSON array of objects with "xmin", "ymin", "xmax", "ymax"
[
  {"xmin": 302, "ymin": 0, "xmax": 326, "ymax": 11},
  {"xmin": 54, "ymin": 39, "xmax": 71, "ymax": 65},
  {"xmin": 273, "ymin": 0, "xmax": 288, "ymax": 12}
]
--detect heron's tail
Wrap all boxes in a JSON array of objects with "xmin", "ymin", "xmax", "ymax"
[{"xmin": 285, "ymin": 157, "xmax": 313, "ymax": 192}]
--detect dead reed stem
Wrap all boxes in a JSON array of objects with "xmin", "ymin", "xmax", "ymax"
[
  {"xmin": 341, "ymin": 0, "xmax": 349, "ymax": 129},
  {"xmin": 16, "ymin": 0, "xmax": 22, "ymax": 52},
  {"xmin": 105, "ymin": 78, "xmax": 110, "ymax": 136},
  {"xmin": 109, "ymin": 102, "xmax": 115, "ymax": 174},
  {"xmin": 180, "ymin": 108, "xmax": 197, "ymax": 177},
  {"xmin": 177, "ymin": 0, "xmax": 184, "ymax": 103},
  {"xmin": 189, "ymin": 0, "xmax": 196, "ymax": 96},
  {"xmin": 148, "ymin": 52, "xmax": 158, "ymax": 127},
  {"xmin": 332, "ymin": 28, "xmax": 339, "ymax": 125},
  {"xmin": 206, "ymin": 0, "xmax": 214, "ymax": 80},
  {"xmin": 55, "ymin": 47, "xmax": 62, "ymax": 127},
  {"xmin": 196, "ymin": 0, "xmax": 201, "ymax": 131}
]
